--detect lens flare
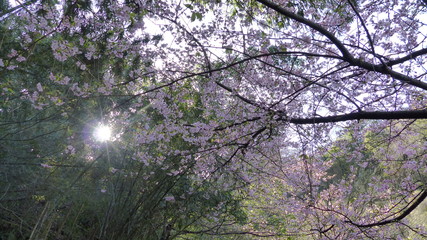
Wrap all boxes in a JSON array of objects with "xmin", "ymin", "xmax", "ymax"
[{"xmin": 93, "ymin": 124, "xmax": 112, "ymax": 142}]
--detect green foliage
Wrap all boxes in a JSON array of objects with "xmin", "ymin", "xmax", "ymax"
[
  {"xmin": 0, "ymin": 13, "xmax": 248, "ymax": 238},
  {"xmin": 0, "ymin": 0, "xmax": 9, "ymax": 13},
  {"xmin": 190, "ymin": 12, "xmax": 203, "ymax": 21}
]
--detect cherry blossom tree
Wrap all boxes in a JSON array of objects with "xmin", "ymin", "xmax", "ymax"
[{"xmin": 1, "ymin": 0, "xmax": 427, "ymax": 239}]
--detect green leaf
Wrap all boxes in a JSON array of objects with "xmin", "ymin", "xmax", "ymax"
[
  {"xmin": 184, "ymin": 4, "xmax": 193, "ymax": 10},
  {"xmin": 191, "ymin": 12, "xmax": 203, "ymax": 22}
]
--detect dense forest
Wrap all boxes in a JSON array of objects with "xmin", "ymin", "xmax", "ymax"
[{"xmin": 0, "ymin": 0, "xmax": 426, "ymax": 239}]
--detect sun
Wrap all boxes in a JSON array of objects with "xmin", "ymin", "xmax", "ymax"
[{"xmin": 93, "ymin": 124, "xmax": 112, "ymax": 142}]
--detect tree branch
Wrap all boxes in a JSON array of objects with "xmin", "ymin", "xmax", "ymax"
[
  {"xmin": 383, "ymin": 48, "xmax": 427, "ymax": 67},
  {"xmin": 255, "ymin": 0, "xmax": 353, "ymax": 59},
  {"xmin": 280, "ymin": 110, "xmax": 427, "ymax": 124},
  {"xmin": 0, "ymin": 0, "xmax": 37, "ymax": 19},
  {"xmin": 349, "ymin": 58, "xmax": 427, "ymax": 90},
  {"xmin": 255, "ymin": 0, "xmax": 427, "ymax": 90},
  {"xmin": 345, "ymin": 190, "xmax": 427, "ymax": 228}
]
